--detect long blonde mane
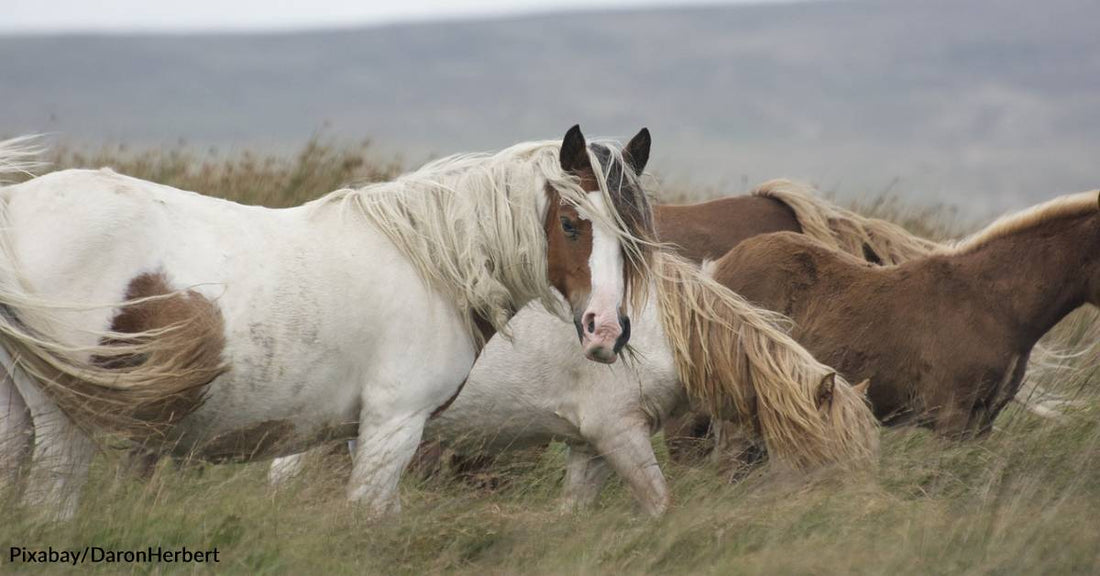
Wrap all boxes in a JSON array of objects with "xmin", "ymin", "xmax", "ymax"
[
  {"xmin": 944, "ymin": 190, "xmax": 1100, "ymax": 255},
  {"xmin": 753, "ymin": 179, "xmax": 940, "ymax": 264},
  {"xmin": 653, "ymin": 252, "xmax": 878, "ymax": 470},
  {"xmin": 318, "ymin": 140, "xmax": 654, "ymax": 344}
]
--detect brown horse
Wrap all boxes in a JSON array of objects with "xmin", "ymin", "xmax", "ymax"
[
  {"xmin": 708, "ymin": 190, "xmax": 1100, "ymax": 437},
  {"xmin": 655, "ymin": 179, "xmax": 938, "ymax": 265},
  {"xmin": 654, "ymin": 180, "xmax": 938, "ymax": 460}
]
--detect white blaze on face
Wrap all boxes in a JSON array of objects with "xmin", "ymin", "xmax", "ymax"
[{"xmin": 579, "ymin": 191, "xmax": 625, "ymax": 363}]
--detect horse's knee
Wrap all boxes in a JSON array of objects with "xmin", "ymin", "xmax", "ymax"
[{"xmin": 347, "ymin": 414, "xmax": 429, "ymax": 515}]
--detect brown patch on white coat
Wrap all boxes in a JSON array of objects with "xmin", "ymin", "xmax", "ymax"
[{"xmin": 19, "ymin": 270, "xmax": 228, "ymax": 442}]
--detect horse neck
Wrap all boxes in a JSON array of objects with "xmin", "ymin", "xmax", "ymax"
[{"xmin": 953, "ymin": 211, "xmax": 1098, "ymax": 345}]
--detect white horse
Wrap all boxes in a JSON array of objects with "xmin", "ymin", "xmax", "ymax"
[
  {"xmin": 271, "ymin": 253, "xmax": 880, "ymax": 516},
  {"xmin": 0, "ymin": 126, "xmax": 656, "ymax": 520}
]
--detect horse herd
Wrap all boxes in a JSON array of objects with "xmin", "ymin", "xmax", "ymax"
[{"xmin": 0, "ymin": 126, "xmax": 1096, "ymax": 521}]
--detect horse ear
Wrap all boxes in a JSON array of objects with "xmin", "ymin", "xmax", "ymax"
[
  {"xmin": 852, "ymin": 379, "xmax": 871, "ymax": 396},
  {"xmin": 816, "ymin": 372, "xmax": 836, "ymax": 409},
  {"xmin": 560, "ymin": 124, "xmax": 591, "ymax": 174},
  {"xmin": 624, "ymin": 127, "xmax": 651, "ymax": 175}
]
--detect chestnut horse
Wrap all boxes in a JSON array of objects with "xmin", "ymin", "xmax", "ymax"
[
  {"xmin": 654, "ymin": 180, "xmax": 938, "ymax": 459},
  {"xmin": 710, "ymin": 190, "xmax": 1100, "ymax": 437},
  {"xmin": 0, "ymin": 126, "xmax": 655, "ymax": 520}
]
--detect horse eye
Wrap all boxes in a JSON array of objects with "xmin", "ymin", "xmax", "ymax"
[{"xmin": 560, "ymin": 216, "xmax": 579, "ymax": 239}]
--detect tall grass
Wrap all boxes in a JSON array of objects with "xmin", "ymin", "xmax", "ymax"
[
  {"xmin": 1, "ymin": 142, "xmax": 1097, "ymax": 575},
  {"xmin": 40, "ymin": 138, "xmax": 403, "ymax": 207}
]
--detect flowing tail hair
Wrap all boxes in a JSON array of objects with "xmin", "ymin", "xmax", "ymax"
[
  {"xmin": 653, "ymin": 252, "xmax": 879, "ymax": 470},
  {"xmin": 0, "ymin": 137, "xmax": 227, "ymax": 442},
  {"xmin": 753, "ymin": 179, "xmax": 940, "ymax": 265}
]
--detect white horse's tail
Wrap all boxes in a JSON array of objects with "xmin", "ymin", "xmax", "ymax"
[
  {"xmin": 1013, "ymin": 390, "xmax": 1078, "ymax": 419},
  {"xmin": 0, "ymin": 136, "xmax": 45, "ymax": 183},
  {"xmin": 1013, "ymin": 350, "xmax": 1090, "ymax": 420},
  {"xmin": 0, "ymin": 141, "xmax": 227, "ymax": 442}
]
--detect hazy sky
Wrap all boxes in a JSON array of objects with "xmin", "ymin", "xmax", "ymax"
[{"xmin": 4, "ymin": 0, "xmax": 805, "ymax": 33}]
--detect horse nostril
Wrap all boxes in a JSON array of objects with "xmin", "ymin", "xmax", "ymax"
[
  {"xmin": 587, "ymin": 320, "xmax": 595, "ymax": 334},
  {"xmin": 614, "ymin": 315, "xmax": 631, "ymax": 354},
  {"xmin": 583, "ymin": 312, "xmax": 596, "ymax": 334}
]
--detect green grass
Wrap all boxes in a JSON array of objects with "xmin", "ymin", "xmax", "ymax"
[{"xmin": 1, "ymin": 141, "xmax": 1097, "ymax": 574}]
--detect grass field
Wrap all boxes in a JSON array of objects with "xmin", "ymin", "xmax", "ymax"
[{"xmin": 2, "ymin": 141, "xmax": 1098, "ymax": 575}]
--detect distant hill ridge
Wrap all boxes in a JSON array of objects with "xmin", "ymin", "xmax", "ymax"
[{"xmin": 2, "ymin": 0, "xmax": 1098, "ymax": 214}]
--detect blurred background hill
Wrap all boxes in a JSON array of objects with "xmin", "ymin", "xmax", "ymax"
[{"xmin": 2, "ymin": 0, "xmax": 1098, "ymax": 215}]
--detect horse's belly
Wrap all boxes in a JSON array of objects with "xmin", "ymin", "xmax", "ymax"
[{"xmin": 174, "ymin": 359, "xmax": 364, "ymax": 460}]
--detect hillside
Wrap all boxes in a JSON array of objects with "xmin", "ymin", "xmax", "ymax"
[{"xmin": 2, "ymin": 0, "xmax": 1099, "ymax": 215}]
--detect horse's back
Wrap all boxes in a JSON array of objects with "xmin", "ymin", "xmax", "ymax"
[
  {"xmin": 1, "ymin": 168, "xmax": 301, "ymax": 346},
  {"xmin": 710, "ymin": 232, "xmax": 853, "ymax": 313},
  {"xmin": 656, "ymin": 195, "xmax": 801, "ymax": 263}
]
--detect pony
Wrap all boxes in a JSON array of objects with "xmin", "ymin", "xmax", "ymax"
[
  {"xmin": 710, "ymin": 190, "xmax": 1100, "ymax": 437},
  {"xmin": 0, "ymin": 126, "xmax": 656, "ymax": 520},
  {"xmin": 276, "ymin": 252, "xmax": 879, "ymax": 516},
  {"xmin": 654, "ymin": 179, "xmax": 939, "ymax": 460},
  {"xmin": 270, "ymin": 179, "xmax": 925, "ymax": 498}
]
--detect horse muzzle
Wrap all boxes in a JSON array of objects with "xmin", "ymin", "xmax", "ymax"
[{"xmin": 575, "ymin": 312, "xmax": 631, "ymax": 364}]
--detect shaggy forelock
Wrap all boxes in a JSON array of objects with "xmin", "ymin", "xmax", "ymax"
[{"xmin": 587, "ymin": 142, "xmax": 657, "ymax": 313}]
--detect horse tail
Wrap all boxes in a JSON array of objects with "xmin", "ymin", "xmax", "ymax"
[
  {"xmin": 0, "ymin": 136, "xmax": 45, "ymax": 184},
  {"xmin": 655, "ymin": 252, "xmax": 878, "ymax": 470},
  {"xmin": 1013, "ymin": 347, "xmax": 1090, "ymax": 419},
  {"xmin": 0, "ymin": 147, "xmax": 227, "ymax": 442},
  {"xmin": 752, "ymin": 179, "xmax": 940, "ymax": 265}
]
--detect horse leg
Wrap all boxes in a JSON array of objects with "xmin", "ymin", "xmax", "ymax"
[
  {"xmin": 269, "ymin": 453, "xmax": 307, "ymax": 487},
  {"xmin": 711, "ymin": 420, "xmax": 766, "ymax": 481},
  {"xmin": 345, "ymin": 303, "xmax": 475, "ymax": 515},
  {"xmin": 0, "ymin": 368, "xmax": 33, "ymax": 491},
  {"xmin": 589, "ymin": 422, "xmax": 669, "ymax": 517},
  {"xmin": 560, "ymin": 443, "xmax": 612, "ymax": 513},
  {"xmin": 18, "ymin": 385, "xmax": 94, "ymax": 521},
  {"xmin": 663, "ymin": 411, "xmax": 715, "ymax": 465},
  {"xmin": 347, "ymin": 409, "xmax": 429, "ymax": 515}
]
